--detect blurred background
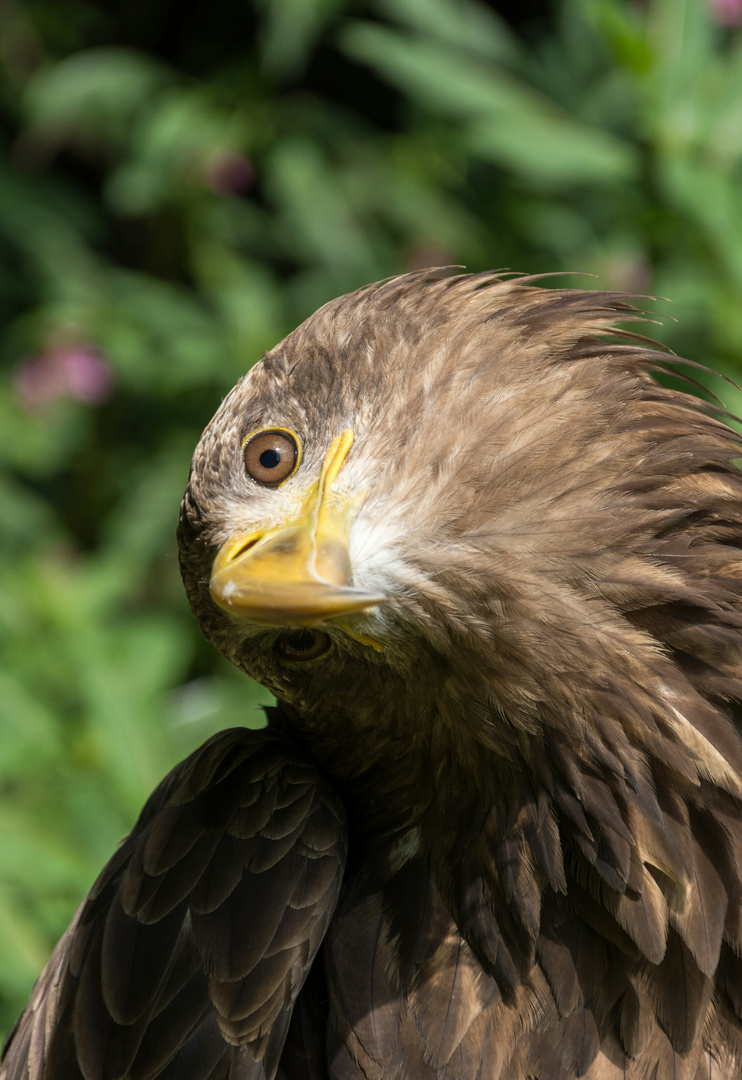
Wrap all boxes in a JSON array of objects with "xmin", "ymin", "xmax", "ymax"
[{"xmin": 1, "ymin": 0, "xmax": 742, "ymax": 1037}]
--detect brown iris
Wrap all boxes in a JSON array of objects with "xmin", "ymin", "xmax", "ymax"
[
  {"xmin": 275, "ymin": 628, "xmax": 332, "ymax": 662},
  {"xmin": 243, "ymin": 429, "xmax": 299, "ymax": 486}
]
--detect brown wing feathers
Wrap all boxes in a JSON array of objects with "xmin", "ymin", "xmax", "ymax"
[
  {"xmin": 1, "ymin": 729, "xmax": 347, "ymax": 1080},
  {"xmin": 322, "ymin": 777, "xmax": 742, "ymax": 1078}
]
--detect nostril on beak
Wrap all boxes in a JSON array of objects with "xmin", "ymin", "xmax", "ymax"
[{"xmin": 230, "ymin": 536, "xmax": 262, "ymax": 561}]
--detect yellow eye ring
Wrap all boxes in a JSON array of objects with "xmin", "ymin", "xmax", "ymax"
[{"xmin": 241, "ymin": 427, "xmax": 302, "ymax": 487}]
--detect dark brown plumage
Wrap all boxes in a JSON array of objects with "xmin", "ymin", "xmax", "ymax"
[{"xmin": 6, "ymin": 269, "xmax": 742, "ymax": 1079}]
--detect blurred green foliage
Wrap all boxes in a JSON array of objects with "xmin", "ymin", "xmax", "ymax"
[{"xmin": 2, "ymin": 0, "xmax": 742, "ymax": 1037}]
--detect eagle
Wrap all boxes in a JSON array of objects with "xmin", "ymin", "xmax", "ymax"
[{"xmin": 5, "ymin": 269, "xmax": 742, "ymax": 1080}]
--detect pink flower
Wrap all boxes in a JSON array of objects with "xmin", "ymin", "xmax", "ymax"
[
  {"xmin": 708, "ymin": 0, "xmax": 742, "ymax": 25},
  {"xmin": 14, "ymin": 345, "xmax": 115, "ymax": 411}
]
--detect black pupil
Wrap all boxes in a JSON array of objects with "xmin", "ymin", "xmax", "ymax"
[
  {"xmin": 259, "ymin": 447, "xmax": 281, "ymax": 469},
  {"xmin": 287, "ymin": 629, "xmax": 317, "ymax": 652}
]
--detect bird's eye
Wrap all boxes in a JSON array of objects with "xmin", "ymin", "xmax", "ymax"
[
  {"xmin": 243, "ymin": 429, "xmax": 300, "ymax": 486},
  {"xmin": 275, "ymin": 628, "xmax": 332, "ymax": 662}
]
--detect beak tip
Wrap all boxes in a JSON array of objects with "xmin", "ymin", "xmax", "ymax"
[{"xmin": 209, "ymin": 573, "xmax": 384, "ymax": 626}]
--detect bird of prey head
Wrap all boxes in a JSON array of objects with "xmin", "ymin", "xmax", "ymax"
[
  {"xmin": 178, "ymin": 271, "xmax": 742, "ymax": 1076},
  {"xmin": 180, "ymin": 269, "xmax": 742, "ymax": 810}
]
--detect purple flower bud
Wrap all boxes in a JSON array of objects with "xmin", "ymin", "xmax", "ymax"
[{"xmin": 204, "ymin": 152, "xmax": 255, "ymax": 197}]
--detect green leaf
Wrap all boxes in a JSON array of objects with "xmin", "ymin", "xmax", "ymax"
[
  {"xmin": 265, "ymin": 138, "xmax": 378, "ymax": 277},
  {"xmin": 341, "ymin": 24, "xmax": 637, "ymax": 186},
  {"xmin": 24, "ymin": 49, "xmax": 172, "ymax": 142},
  {"xmin": 659, "ymin": 154, "xmax": 742, "ymax": 288},
  {"xmin": 466, "ymin": 111, "xmax": 637, "ymax": 186},
  {"xmin": 258, "ymin": 0, "xmax": 345, "ymax": 78},
  {"xmin": 0, "ymin": 672, "xmax": 61, "ymax": 780},
  {"xmin": 375, "ymin": 0, "xmax": 521, "ymax": 67},
  {"xmin": 0, "ymin": 885, "xmax": 50, "ymax": 993}
]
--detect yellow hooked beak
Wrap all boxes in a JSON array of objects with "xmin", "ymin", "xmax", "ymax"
[{"xmin": 210, "ymin": 430, "xmax": 383, "ymax": 627}]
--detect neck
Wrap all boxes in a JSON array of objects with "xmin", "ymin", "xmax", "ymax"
[{"xmin": 268, "ymin": 674, "xmax": 520, "ymax": 856}]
